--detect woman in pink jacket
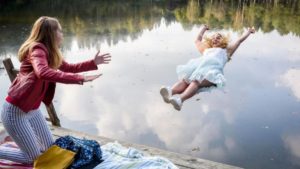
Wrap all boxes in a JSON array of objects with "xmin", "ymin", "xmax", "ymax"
[{"xmin": 0, "ymin": 16, "xmax": 111, "ymax": 164}]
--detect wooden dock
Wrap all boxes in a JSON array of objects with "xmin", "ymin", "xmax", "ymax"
[{"xmin": 0, "ymin": 122, "xmax": 242, "ymax": 169}]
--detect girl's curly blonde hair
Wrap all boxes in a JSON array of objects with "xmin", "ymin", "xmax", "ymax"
[{"xmin": 204, "ymin": 33, "xmax": 229, "ymax": 49}]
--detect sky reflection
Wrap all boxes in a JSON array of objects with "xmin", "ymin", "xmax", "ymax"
[
  {"xmin": 41, "ymin": 20, "xmax": 299, "ymax": 168},
  {"xmin": 282, "ymin": 133, "xmax": 300, "ymax": 166},
  {"xmin": 1, "ymin": 19, "xmax": 300, "ymax": 169}
]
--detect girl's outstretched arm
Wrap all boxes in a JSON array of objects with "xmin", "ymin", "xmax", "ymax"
[
  {"xmin": 227, "ymin": 27, "xmax": 255, "ymax": 58},
  {"xmin": 195, "ymin": 25, "xmax": 210, "ymax": 54}
]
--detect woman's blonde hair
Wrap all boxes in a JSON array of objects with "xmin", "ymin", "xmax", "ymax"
[
  {"xmin": 18, "ymin": 16, "xmax": 63, "ymax": 69},
  {"xmin": 204, "ymin": 33, "xmax": 229, "ymax": 49}
]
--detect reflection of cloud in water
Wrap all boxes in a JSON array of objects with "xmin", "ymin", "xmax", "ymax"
[
  {"xmin": 50, "ymin": 21, "xmax": 300, "ymax": 167},
  {"xmin": 280, "ymin": 69, "xmax": 300, "ymax": 100},
  {"xmin": 57, "ymin": 82, "xmax": 237, "ymax": 162},
  {"xmin": 56, "ymin": 85, "xmax": 101, "ymax": 135},
  {"xmin": 143, "ymin": 93, "xmax": 239, "ymax": 162},
  {"xmin": 235, "ymin": 30, "xmax": 300, "ymax": 62},
  {"xmin": 282, "ymin": 133, "xmax": 300, "ymax": 165},
  {"xmin": 53, "ymin": 22, "xmax": 243, "ymax": 162}
]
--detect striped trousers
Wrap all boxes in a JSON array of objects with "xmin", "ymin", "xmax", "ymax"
[{"xmin": 0, "ymin": 101, "xmax": 54, "ymax": 164}]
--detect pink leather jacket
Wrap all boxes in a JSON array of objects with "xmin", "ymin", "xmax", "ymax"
[{"xmin": 6, "ymin": 43, "xmax": 98, "ymax": 112}]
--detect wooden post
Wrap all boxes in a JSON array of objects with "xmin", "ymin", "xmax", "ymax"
[
  {"xmin": 2, "ymin": 58, "xmax": 17, "ymax": 82},
  {"xmin": 2, "ymin": 58, "xmax": 61, "ymax": 127},
  {"xmin": 46, "ymin": 103, "xmax": 61, "ymax": 126}
]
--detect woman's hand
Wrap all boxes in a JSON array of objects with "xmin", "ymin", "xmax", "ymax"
[
  {"xmin": 248, "ymin": 26, "xmax": 256, "ymax": 34},
  {"xmin": 83, "ymin": 74, "xmax": 102, "ymax": 82},
  {"xmin": 93, "ymin": 50, "xmax": 111, "ymax": 65}
]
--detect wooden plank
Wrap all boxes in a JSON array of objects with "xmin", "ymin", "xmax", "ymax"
[
  {"xmin": 2, "ymin": 58, "xmax": 61, "ymax": 127},
  {"xmin": 0, "ymin": 123, "xmax": 242, "ymax": 169}
]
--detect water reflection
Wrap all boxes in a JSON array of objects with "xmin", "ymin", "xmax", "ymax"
[
  {"xmin": 1, "ymin": 0, "xmax": 300, "ymax": 53},
  {"xmin": 280, "ymin": 69, "xmax": 300, "ymax": 100},
  {"xmin": 282, "ymin": 133, "xmax": 300, "ymax": 166},
  {"xmin": 52, "ymin": 23, "xmax": 300, "ymax": 169},
  {"xmin": 1, "ymin": 1, "xmax": 300, "ymax": 169}
]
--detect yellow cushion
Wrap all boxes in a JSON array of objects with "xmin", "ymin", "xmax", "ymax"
[{"xmin": 34, "ymin": 145, "xmax": 75, "ymax": 169}]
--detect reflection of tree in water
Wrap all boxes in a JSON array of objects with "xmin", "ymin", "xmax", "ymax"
[
  {"xmin": 174, "ymin": 0, "xmax": 300, "ymax": 34},
  {"xmin": 0, "ymin": 0, "xmax": 299, "ymax": 51},
  {"xmin": 0, "ymin": 0, "xmax": 170, "ymax": 52}
]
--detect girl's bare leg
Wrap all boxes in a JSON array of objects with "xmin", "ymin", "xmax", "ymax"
[
  {"xmin": 171, "ymin": 80, "xmax": 189, "ymax": 95},
  {"xmin": 160, "ymin": 80, "xmax": 189, "ymax": 103},
  {"xmin": 180, "ymin": 79, "xmax": 216, "ymax": 102}
]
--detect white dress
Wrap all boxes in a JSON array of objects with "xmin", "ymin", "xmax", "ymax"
[{"xmin": 176, "ymin": 47, "xmax": 228, "ymax": 92}]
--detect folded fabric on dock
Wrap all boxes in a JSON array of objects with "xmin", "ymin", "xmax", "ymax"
[
  {"xmin": 54, "ymin": 135, "xmax": 103, "ymax": 169},
  {"xmin": 94, "ymin": 141, "xmax": 178, "ymax": 169},
  {"xmin": 33, "ymin": 145, "xmax": 75, "ymax": 169}
]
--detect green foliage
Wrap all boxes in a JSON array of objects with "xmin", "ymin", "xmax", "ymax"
[{"xmin": 0, "ymin": 0, "xmax": 299, "ymax": 48}]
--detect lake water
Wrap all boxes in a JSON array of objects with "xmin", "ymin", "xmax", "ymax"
[{"xmin": 1, "ymin": 1, "xmax": 300, "ymax": 169}]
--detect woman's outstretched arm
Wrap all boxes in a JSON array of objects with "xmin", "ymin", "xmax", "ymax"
[
  {"xmin": 59, "ymin": 51, "xmax": 111, "ymax": 73},
  {"xmin": 227, "ymin": 27, "xmax": 255, "ymax": 58},
  {"xmin": 195, "ymin": 25, "xmax": 210, "ymax": 54}
]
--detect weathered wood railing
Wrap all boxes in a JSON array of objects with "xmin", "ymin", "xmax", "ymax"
[{"xmin": 2, "ymin": 58, "xmax": 61, "ymax": 126}]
